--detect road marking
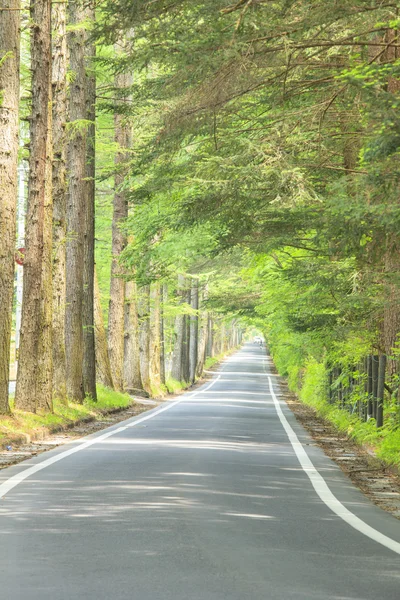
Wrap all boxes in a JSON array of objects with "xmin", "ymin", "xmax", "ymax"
[
  {"xmin": 0, "ymin": 376, "xmax": 220, "ymax": 500},
  {"xmin": 267, "ymin": 373, "xmax": 400, "ymax": 555}
]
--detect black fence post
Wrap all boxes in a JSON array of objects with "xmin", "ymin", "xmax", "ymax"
[
  {"xmin": 367, "ymin": 355, "xmax": 373, "ymax": 419},
  {"xmin": 376, "ymin": 354, "xmax": 386, "ymax": 428},
  {"xmin": 372, "ymin": 355, "xmax": 379, "ymax": 419}
]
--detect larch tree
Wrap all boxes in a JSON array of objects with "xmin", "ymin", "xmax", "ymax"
[
  {"xmin": 51, "ymin": 0, "xmax": 67, "ymax": 401},
  {"xmin": 65, "ymin": 0, "xmax": 88, "ymax": 401},
  {"xmin": 138, "ymin": 284, "xmax": 151, "ymax": 394},
  {"xmin": 15, "ymin": 0, "xmax": 53, "ymax": 413},
  {"xmin": 124, "ymin": 280, "xmax": 143, "ymax": 393},
  {"xmin": 108, "ymin": 45, "xmax": 132, "ymax": 391},
  {"xmin": 82, "ymin": 0, "xmax": 97, "ymax": 399},
  {"xmin": 0, "ymin": 0, "xmax": 20, "ymax": 414},
  {"xmin": 189, "ymin": 279, "xmax": 199, "ymax": 384}
]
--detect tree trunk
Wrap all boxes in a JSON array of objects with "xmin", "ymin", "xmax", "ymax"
[
  {"xmin": 65, "ymin": 0, "xmax": 87, "ymax": 402},
  {"xmin": 0, "ymin": 0, "xmax": 20, "ymax": 414},
  {"xmin": 189, "ymin": 280, "xmax": 199, "ymax": 383},
  {"xmin": 149, "ymin": 283, "xmax": 161, "ymax": 391},
  {"xmin": 159, "ymin": 284, "xmax": 167, "ymax": 385},
  {"xmin": 138, "ymin": 285, "xmax": 151, "ymax": 394},
  {"xmin": 196, "ymin": 287, "xmax": 208, "ymax": 378},
  {"xmin": 94, "ymin": 268, "xmax": 114, "ymax": 389},
  {"xmin": 171, "ymin": 275, "xmax": 185, "ymax": 382},
  {"xmin": 82, "ymin": 6, "xmax": 97, "ymax": 399},
  {"xmin": 124, "ymin": 280, "xmax": 143, "ymax": 394},
  {"xmin": 383, "ymin": 240, "xmax": 400, "ymax": 376},
  {"xmin": 16, "ymin": 0, "xmax": 53, "ymax": 413},
  {"xmin": 108, "ymin": 53, "xmax": 132, "ymax": 391},
  {"xmin": 206, "ymin": 315, "xmax": 213, "ymax": 358},
  {"xmin": 51, "ymin": 0, "xmax": 67, "ymax": 401}
]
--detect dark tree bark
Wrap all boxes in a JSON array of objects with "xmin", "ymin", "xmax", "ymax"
[
  {"xmin": 138, "ymin": 285, "xmax": 151, "ymax": 394},
  {"xmin": 65, "ymin": 0, "xmax": 87, "ymax": 401},
  {"xmin": 16, "ymin": 0, "xmax": 53, "ymax": 413},
  {"xmin": 159, "ymin": 284, "xmax": 167, "ymax": 385},
  {"xmin": 94, "ymin": 268, "xmax": 114, "ymax": 389},
  {"xmin": 124, "ymin": 280, "xmax": 143, "ymax": 394},
  {"xmin": 0, "ymin": 0, "xmax": 20, "ymax": 414},
  {"xmin": 189, "ymin": 280, "xmax": 199, "ymax": 384},
  {"xmin": 108, "ymin": 51, "xmax": 132, "ymax": 391},
  {"xmin": 171, "ymin": 275, "xmax": 186, "ymax": 382},
  {"xmin": 82, "ymin": 4, "xmax": 97, "ymax": 399},
  {"xmin": 51, "ymin": 0, "xmax": 67, "ymax": 401}
]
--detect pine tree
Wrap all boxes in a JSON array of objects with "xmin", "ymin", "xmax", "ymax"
[
  {"xmin": 0, "ymin": 0, "xmax": 20, "ymax": 414},
  {"xmin": 15, "ymin": 0, "xmax": 53, "ymax": 413}
]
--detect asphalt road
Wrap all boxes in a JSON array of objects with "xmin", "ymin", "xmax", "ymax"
[{"xmin": 1, "ymin": 344, "xmax": 400, "ymax": 599}]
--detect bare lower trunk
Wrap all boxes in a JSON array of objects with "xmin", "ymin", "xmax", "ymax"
[
  {"xmin": 124, "ymin": 280, "xmax": 143, "ymax": 393},
  {"xmin": 82, "ymin": 12, "xmax": 97, "ymax": 399},
  {"xmin": 196, "ymin": 300, "xmax": 208, "ymax": 379},
  {"xmin": 189, "ymin": 280, "xmax": 199, "ymax": 383},
  {"xmin": 159, "ymin": 284, "xmax": 167, "ymax": 385},
  {"xmin": 108, "ymin": 56, "xmax": 132, "ymax": 391},
  {"xmin": 94, "ymin": 268, "xmax": 114, "ymax": 389},
  {"xmin": 65, "ymin": 0, "xmax": 86, "ymax": 402},
  {"xmin": 51, "ymin": 0, "xmax": 67, "ymax": 401},
  {"xmin": 15, "ymin": 0, "xmax": 53, "ymax": 413},
  {"xmin": 383, "ymin": 240, "xmax": 400, "ymax": 376},
  {"xmin": 149, "ymin": 283, "xmax": 161, "ymax": 391},
  {"xmin": 138, "ymin": 285, "xmax": 151, "ymax": 394},
  {"xmin": 206, "ymin": 315, "xmax": 213, "ymax": 358},
  {"xmin": 0, "ymin": 0, "xmax": 20, "ymax": 414},
  {"xmin": 171, "ymin": 275, "xmax": 185, "ymax": 382}
]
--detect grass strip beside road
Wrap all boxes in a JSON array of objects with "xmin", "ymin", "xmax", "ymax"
[{"xmin": 0, "ymin": 385, "xmax": 135, "ymax": 448}]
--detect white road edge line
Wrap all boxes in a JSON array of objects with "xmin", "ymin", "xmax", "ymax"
[
  {"xmin": 267, "ymin": 373, "xmax": 400, "ymax": 555},
  {"xmin": 0, "ymin": 375, "xmax": 221, "ymax": 500}
]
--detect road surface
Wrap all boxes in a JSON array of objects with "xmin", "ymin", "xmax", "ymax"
[{"xmin": 1, "ymin": 344, "xmax": 399, "ymax": 599}]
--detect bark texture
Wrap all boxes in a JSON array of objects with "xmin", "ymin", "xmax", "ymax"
[
  {"xmin": 149, "ymin": 283, "xmax": 161, "ymax": 391},
  {"xmin": 82, "ymin": 9, "xmax": 97, "ymax": 399},
  {"xmin": 159, "ymin": 284, "xmax": 167, "ymax": 385},
  {"xmin": 171, "ymin": 275, "xmax": 186, "ymax": 382},
  {"xmin": 65, "ymin": 0, "xmax": 87, "ymax": 401},
  {"xmin": 51, "ymin": 0, "xmax": 67, "ymax": 401},
  {"xmin": 0, "ymin": 0, "xmax": 20, "ymax": 414},
  {"xmin": 138, "ymin": 285, "xmax": 151, "ymax": 394},
  {"xmin": 189, "ymin": 280, "xmax": 199, "ymax": 383},
  {"xmin": 108, "ymin": 59, "xmax": 132, "ymax": 391},
  {"xmin": 94, "ymin": 269, "xmax": 114, "ymax": 389},
  {"xmin": 16, "ymin": 0, "xmax": 53, "ymax": 413},
  {"xmin": 124, "ymin": 280, "xmax": 143, "ymax": 393}
]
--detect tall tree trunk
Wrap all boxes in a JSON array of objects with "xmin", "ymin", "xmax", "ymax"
[
  {"xmin": 189, "ymin": 279, "xmax": 199, "ymax": 384},
  {"xmin": 82, "ymin": 7, "xmax": 97, "ymax": 399},
  {"xmin": 94, "ymin": 268, "xmax": 114, "ymax": 389},
  {"xmin": 51, "ymin": 0, "xmax": 67, "ymax": 401},
  {"xmin": 149, "ymin": 283, "xmax": 161, "ymax": 391},
  {"xmin": 124, "ymin": 280, "xmax": 143, "ymax": 394},
  {"xmin": 171, "ymin": 275, "xmax": 185, "ymax": 382},
  {"xmin": 206, "ymin": 315, "xmax": 213, "ymax": 358},
  {"xmin": 138, "ymin": 285, "xmax": 151, "ymax": 394},
  {"xmin": 0, "ymin": 0, "xmax": 20, "ymax": 414},
  {"xmin": 159, "ymin": 284, "xmax": 167, "ymax": 385},
  {"xmin": 196, "ymin": 287, "xmax": 209, "ymax": 378},
  {"xmin": 65, "ymin": 0, "xmax": 87, "ymax": 402},
  {"xmin": 108, "ymin": 53, "xmax": 132, "ymax": 391},
  {"xmin": 16, "ymin": 0, "xmax": 53, "ymax": 413}
]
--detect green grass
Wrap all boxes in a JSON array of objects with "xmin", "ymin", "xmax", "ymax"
[
  {"xmin": 165, "ymin": 377, "xmax": 189, "ymax": 394},
  {"xmin": 0, "ymin": 384, "xmax": 136, "ymax": 447},
  {"xmin": 282, "ymin": 356, "xmax": 400, "ymax": 468}
]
